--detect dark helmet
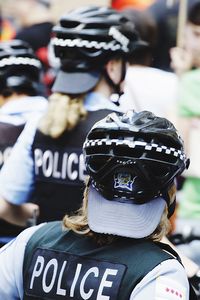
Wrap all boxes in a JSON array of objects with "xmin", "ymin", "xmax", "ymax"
[
  {"xmin": 83, "ymin": 110, "xmax": 189, "ymax": 210},
  {"xmin": 0, "ymin": 39, "xmax": 42, "ymax": 96},
  {"xmin": 52, "ymin": 5, "xmax": 147, "ymax": 94}
]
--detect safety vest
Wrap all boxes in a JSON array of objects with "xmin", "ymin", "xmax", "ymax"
[
  {"xmin": 23, "ymin": 221, "xmax": 176, "ymax": 300},
  {"xmin": 0, "ymin": 122, "xmax": 24, "ymax": 238},
  {"xmin": 31, "ymin": 110, "xmax": 111, "ymax": 223}
]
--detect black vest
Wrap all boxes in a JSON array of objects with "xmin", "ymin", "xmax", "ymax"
[
  {"xmin": 32, "ymin": 110, "xmax": 111, "ymax": 223},
  {"xmin": 23, "ymin": 221, "xmax": 178, "ymax": 300},
  {"xmin": 0, "ymin": 122, "xmax": 24, "ymax": 169},
  {"xmin": 0, "ymin": 122, "xmax": 24, "ymax": 240}
]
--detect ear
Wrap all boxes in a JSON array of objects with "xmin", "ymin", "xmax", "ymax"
[{"xmin": 105, "ymin": 59, "xmax": 121, "ymax": 84}]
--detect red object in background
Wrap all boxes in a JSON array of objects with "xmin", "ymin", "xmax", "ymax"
[
  {"xmin": 36, "ymin": 46, "xmax": 55, "ymax": 95},
  {"xmin": 0, "ymin": 19, "xmax": 16, "ymax": 41},
  {"xmin": 111, "ymin": 0, "xmax": 155, "ymax": 10},
  {"xmin": 36, "ymin": 47, "xmax": 49, "ymax": 67}
]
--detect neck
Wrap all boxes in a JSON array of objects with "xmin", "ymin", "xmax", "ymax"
[{"xmin": 93, "ymin": 77, "xmax": 113, "ymax": 99}]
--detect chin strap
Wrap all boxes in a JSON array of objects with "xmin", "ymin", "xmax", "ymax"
[
  {"xmin": 103, "ymin": 60, "xmax": 126, "ymax": 100},
  {"xmin": 162, "ymin": 191, "xmax": 176, "ymax": 219},
  {"xmin": 160, "ymin": 184, "xmax": 176, "ymax": 218}
]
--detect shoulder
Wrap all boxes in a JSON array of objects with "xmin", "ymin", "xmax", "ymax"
[
  {"xmin": 130, "ymin": 259, "xmax": 189, "ymax": 300},
  {"xmin": 26, "ymin": 221, "xmax": 63, "ymax": 247},
  {"xmin": 0, "ymin": 224, "xmax": 47, "ymax": 268},
  {"xmin": 0, "ymin": 224, "xmax": 46, "ymax": 298},
  {"xmin": 18, "ymin": 114, "xmax": 41, "ymax": 144},
  {"xmin": 0, "ymin": 223, "xmax": 46, "ymax": 255}
]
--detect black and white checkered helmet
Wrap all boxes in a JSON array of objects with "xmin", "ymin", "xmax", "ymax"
[
  {"xmin": 83, "ymin": 110, "xmax": 189, "ymax": 203},
  {"xmin": 52, "ymin": 6, "xmax": 146, "ymax": 72},
  {"xmin": 0, "ymin": 39, "xmax": 42, "ymax": 95}
]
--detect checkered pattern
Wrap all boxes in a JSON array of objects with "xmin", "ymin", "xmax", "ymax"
[
  {"xmin": 52, "ymin": 37, "xmax": 128, "ymax": 52},
  {"xmin": 0, "ymin": 57, "xmax": 41, "ymax": 69},
  {"xmin": 84, "ymin": 138, "xmax": 186, "ymax": 161}
]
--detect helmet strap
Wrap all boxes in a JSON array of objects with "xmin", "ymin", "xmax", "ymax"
[
  {"xmin": 161, "ymin": 184, "xmax": 176, "ymax": 218},
  {"xmin": 103, "ymin": 60, "xmax": 126, "ymax": 101},
  {"xmin": 168, "ymin": 198, "xmax": 176, "ymax": 218}
]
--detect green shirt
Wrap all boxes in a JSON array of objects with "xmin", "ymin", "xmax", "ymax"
[
  {"xmin": 178, "ymin": 69, "xmax": 200, "ymax": 218},
  {"xmin": 179, "ymin": 69, "xmax": 200, "ymax": 117}
]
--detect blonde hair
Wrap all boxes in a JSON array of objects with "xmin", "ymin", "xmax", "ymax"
[
  {"xmin": 39, "ymin": 93, "xmax": 87, "ymax": 138},
  {"xmin": 62, "ymin": 178, "xmax": 172, "ymax": 245}
]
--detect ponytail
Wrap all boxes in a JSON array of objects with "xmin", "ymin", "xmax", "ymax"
[{"xmin": 38, "ymin": 93, "xmax": 87, "ymax": 138}]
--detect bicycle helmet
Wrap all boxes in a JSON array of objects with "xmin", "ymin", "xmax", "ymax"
[
  {"xmin": 52, "ymin": 5, "xmax": 147, "ymax": 94},
  {"xmin": 0, "ymin": 39, "xmax": 42, "ymax": 96},
  {"xmin": 83, "ymin": 110, "xmax": 189, "ymax": 212}
]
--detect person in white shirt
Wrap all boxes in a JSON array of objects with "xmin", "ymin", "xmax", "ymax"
[{"xmin": 119, "ymin": 9, "xmax": 178, "ymax": 118}]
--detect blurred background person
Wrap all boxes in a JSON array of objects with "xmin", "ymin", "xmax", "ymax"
[
  {"xmin": 0, "ymin": 6, "xmax": 143, "ymax": 230},
  {"xmin": 111, "ymin": 0, "xmax": 199, "ymax": 71},
  {"xmin": 119, "ymin": 8, "xmax": 179, "ymax": 119},
  {"xmin": 112, "ymin": 0, "xmax": 177, "ymax": 70},
  {"xmin": 147, "ymin": 0, "xmax": 180, "ymax": 70},
  {"xmin": 0, "ymin": 39, "xmax": 47, "ymax": 245},
  {"xmin": 170, "ymin": 0, "xmax": 200, "ymax": 75},
  {"xmin": 147, "ymin": 0, "xmax": 199, "ymax": 71},
  {"xmin": 169, "ymin": 1, "xmax": 200, "ymax": 267}
]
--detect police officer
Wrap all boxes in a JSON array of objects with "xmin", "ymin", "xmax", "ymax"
[
  {"xmin": 0, "ymin": 110, "xmax": 192, "ymax": 299},
  {"xmin": 0, "ymin": 6, "xmax": 145, "ymax": 225},
  {"xmin": 0, "ymin": 39, "xmax": 47, "ymax": 168},
  {"xmin": 0, "ymin": 39, "xmax": 47, "ymax": 242}
]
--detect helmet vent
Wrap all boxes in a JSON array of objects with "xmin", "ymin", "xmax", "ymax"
[{"xmin": 60, "ymin": 20, "xmax": 80, "ymax": 29}]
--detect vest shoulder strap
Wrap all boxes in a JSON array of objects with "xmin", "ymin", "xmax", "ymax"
[{"xmin": 23, "ymin": 221, "xmax": 63, "ymax": 273}]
